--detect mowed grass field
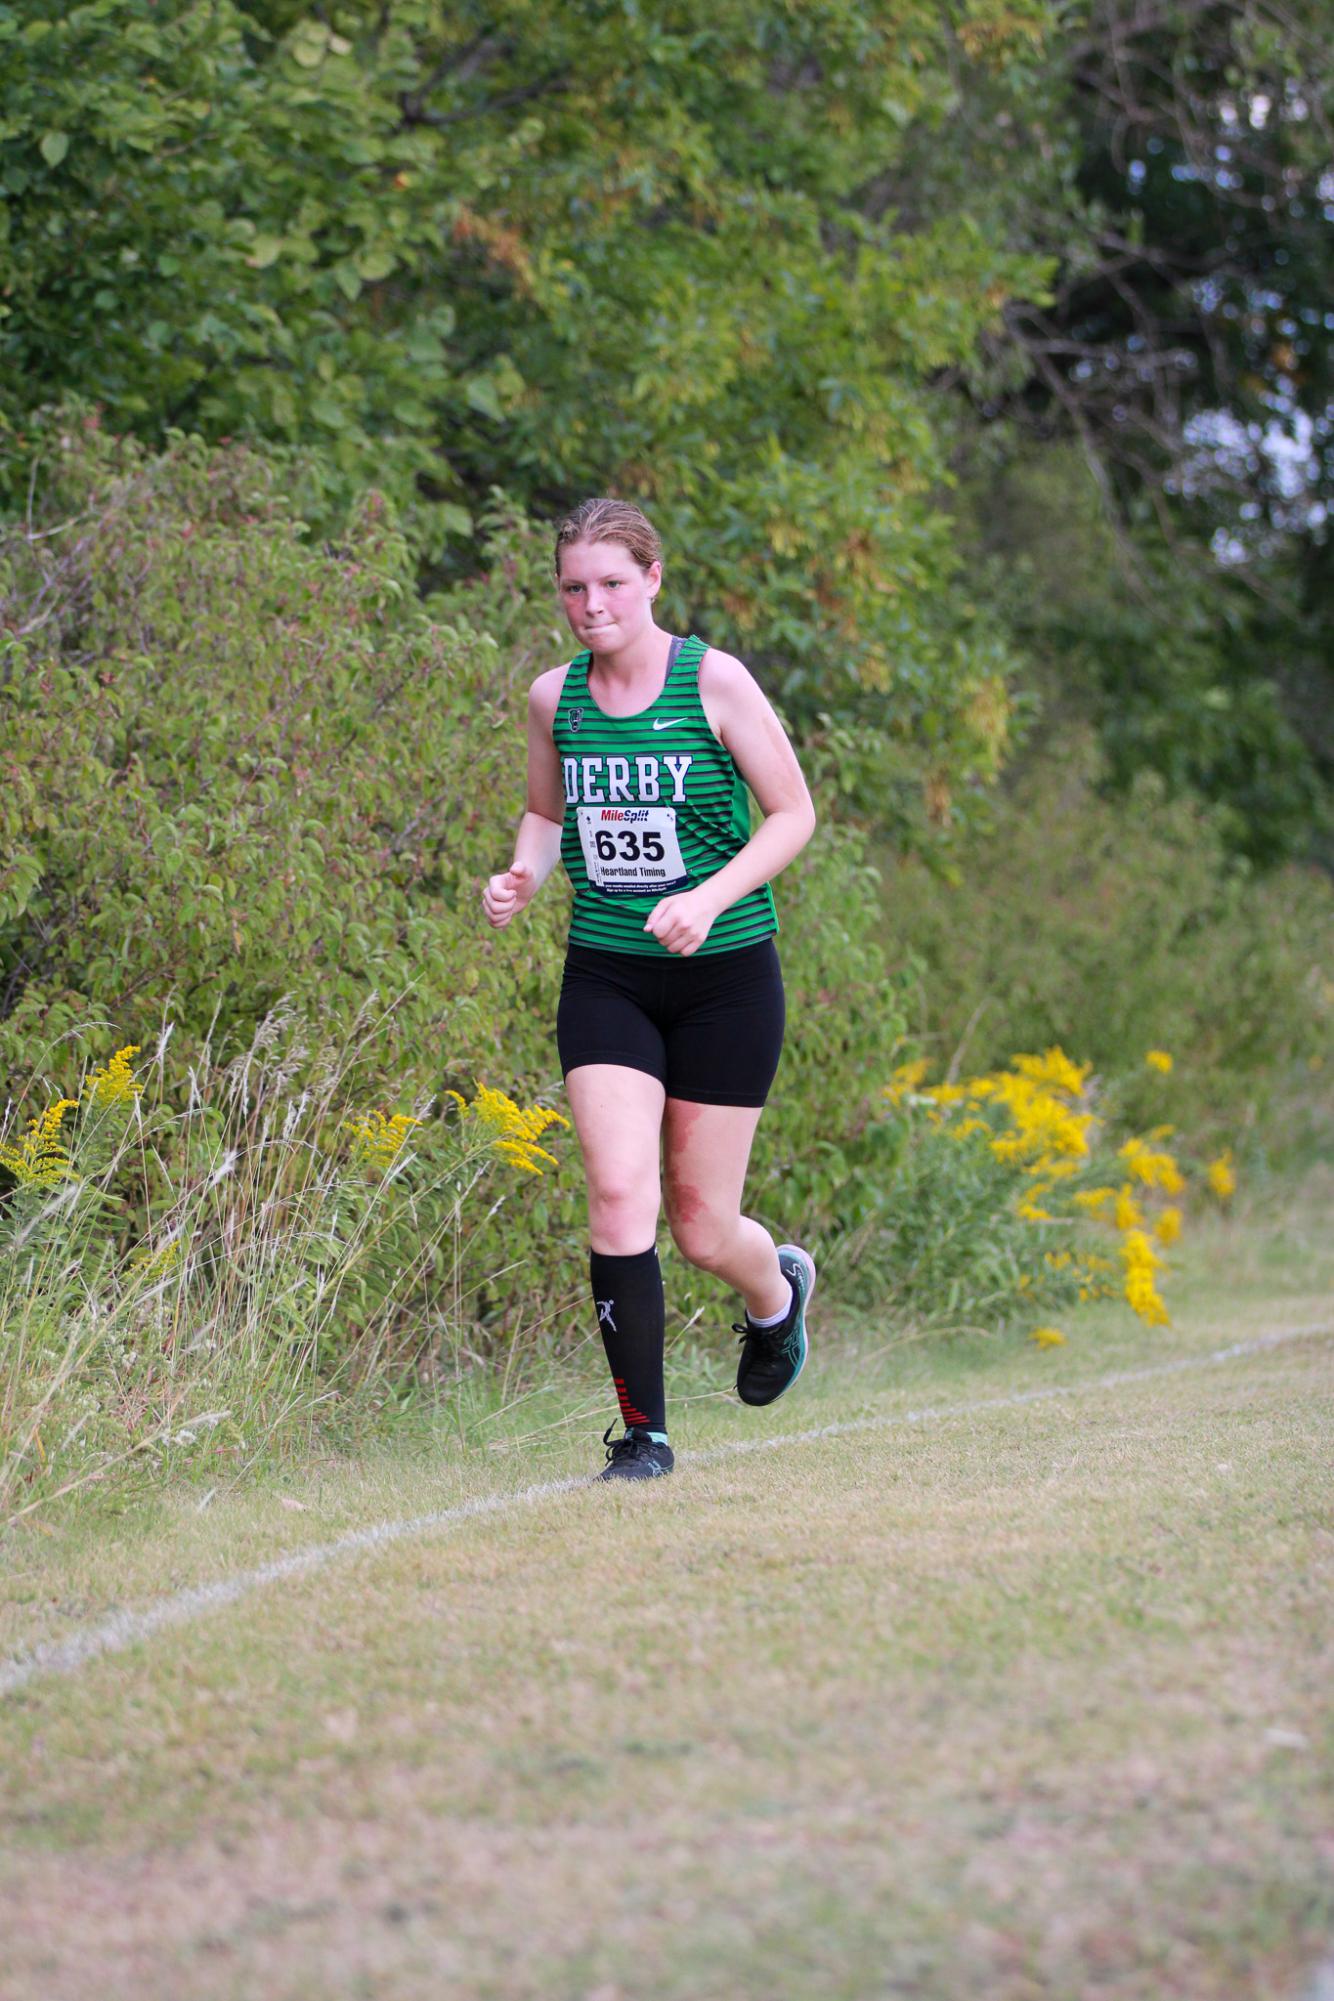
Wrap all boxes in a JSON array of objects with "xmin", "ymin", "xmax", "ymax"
[{"xmin": 2, "ymin": 1174, "xmax": 1331, "ymax": 2001}]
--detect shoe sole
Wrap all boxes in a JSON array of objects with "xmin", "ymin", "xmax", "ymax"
[
  {"xmin": 775, "ymin": 1243, "xmax": 815, "ymax": 1399},
  {"xmin": 736, "ymin": 1243, "xmax": 816, "ymax": 1407}
]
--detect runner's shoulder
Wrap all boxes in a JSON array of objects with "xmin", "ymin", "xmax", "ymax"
[
  {"xmin": 699, "ymin": 644, "xmax": 763, "ymax": 697},
  {"xmin": 528, "ymin": 662, "xmax": 572, "ymax": 726},
  {"xmin": 698, "ymin": 645, "xmax": 766, "ymax": 735}
]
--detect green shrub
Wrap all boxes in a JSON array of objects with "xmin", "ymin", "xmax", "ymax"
[
  {"xmin": 0, "ymin": 425, "xmax": 913, "ymax": 1366},
  {"xmin": 881, "ymin": 730, "xmax": 1334, "ymax": 1167}
]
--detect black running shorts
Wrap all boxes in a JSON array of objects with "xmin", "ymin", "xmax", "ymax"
[{"xmin": 556, "ymin": 938, "xmax": 785, "ymax": 1108}]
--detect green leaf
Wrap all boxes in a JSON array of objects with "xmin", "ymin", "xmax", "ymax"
[
  {"xmin": 39, "ymin": 130, "xmax": 69, "ymax": 168},
  {"xmin": 354, "ymin": 246, "xmax": 396, "ymax": 283},
  {"xmin": 464, "ymin": 376, "xmax": 504, "ymax": 423},
  {"xmin": 245, "ymin": 236, "xmax": 284, "ymax": 270}
]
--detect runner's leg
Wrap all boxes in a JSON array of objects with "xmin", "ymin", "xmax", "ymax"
[
  {"xmin": 662, "ymin": 1097, "xmax": 790, "ymax": 1320},
  {"xmin": 565, "ymin": 1063, "xmax": 669, "ymax": 1436}
]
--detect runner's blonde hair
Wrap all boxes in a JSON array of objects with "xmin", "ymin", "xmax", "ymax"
[{"xmin": 553, "ymin": 497, "xmax": 662, "ymax": 579}]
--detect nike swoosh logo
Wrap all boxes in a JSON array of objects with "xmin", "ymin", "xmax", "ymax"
[{"xmin": 652, "ymin": 718, "xmax": 683, "ymax": 731}]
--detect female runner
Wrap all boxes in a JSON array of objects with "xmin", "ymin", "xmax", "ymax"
[{"xmin": 482, "ymin": 497, "xmax": 817, "ymax": 1480}]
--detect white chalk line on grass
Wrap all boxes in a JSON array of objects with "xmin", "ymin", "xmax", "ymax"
[{"xmin": 2, "ymin": 1322, "xmax": 1330, "ymax": 1702}]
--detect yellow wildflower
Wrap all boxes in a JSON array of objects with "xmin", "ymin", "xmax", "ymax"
[
  {"xmin": 458, "ymin": 1084, "xmax": 571, "ymax": 1177},
  {"xmin": 1010, "ymin": 1048, "xmax": 1093, "ymax": 1098},
  {"xmin": 988, "ymin": 1083, "xmax": 1093, "ymax": 1168},
  {"xmin": 1029, "ymin": 1326, "xmax": 1067, "ymax": 1348},
  {"xmin": 344, "ymin": 1109, "xmax": 423, "ymax": 1172},
  {"xmin": 1118, "ymin": 1135, "xmax": 1185, "ymax": 1195},
  {"xmin": 1145, "ymin": 1049, "xmax": 1173, "ymax": 1074},
  {"xmin": 1120, "ymin": 1230, "xmax": 1170, "ymax": 1327},
  {"xmin": 1113, "ymin": 1183, "xmax": 1143, "ymax": 1231},
  {"xmin": 1072, "ymin": 1186, "xmax": 1118, "ymax": 1217},
  {"xmin": 129, "ymin": 1236, "xmax": 183, "ymax": 1278},
  {"xmin": 0, "ymin": 1098, "xmax": 81, "ymax": 1188},
  {"xmin": 1155, "ymin": 1206, "xmax": 1183, "ymax": 1247},
  {"xmin": 87, "ymin": 1044, "xmax": 143, "ymax": 1108},
  {"xmin": 884, "ymin": 1059, "xmax": 929, "ymax": 1103},
  {"xmin": 1206, "ymin": 1150, "xmax": 1236, "ymax": 1201}
]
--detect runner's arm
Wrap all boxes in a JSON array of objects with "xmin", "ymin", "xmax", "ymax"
[
  {"xmin": 512, "ymin": 670, "xmax": 567, "ymax": 888},
  {"xmin": 693, "ymin": 650, "xmax": 816, "ymax": 915}
]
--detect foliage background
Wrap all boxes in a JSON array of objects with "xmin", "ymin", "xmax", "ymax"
[{"xmin": 2, "ymin": 0, "xmax": 1331, "ymax": 1393}]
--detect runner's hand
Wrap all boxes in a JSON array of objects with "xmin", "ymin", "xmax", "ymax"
[
  {"xmin": 483, "ymin": 860, "xmax": 535, "ymax": 928},
  {"xmin": 643, "ymin": 887, "xmax": 718, "ymax": 956}
]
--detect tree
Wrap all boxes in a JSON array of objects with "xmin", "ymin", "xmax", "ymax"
[
  {"xmin": 881, "ymin": 0, "xmax": 1333, "ymax": 861},
  {"xmin": 2, "ymin": 0, "xmax": 1057, "ymax": 844}
]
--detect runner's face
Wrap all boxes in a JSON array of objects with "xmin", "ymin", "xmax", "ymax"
[{"xmin": 557, "ymin": 538, "xmax": 661, "ymax": 654}]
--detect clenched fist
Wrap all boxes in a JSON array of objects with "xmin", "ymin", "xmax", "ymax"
[{"xmin": 482, "ymin": 859, "xmax": 536, "ymax": 928}]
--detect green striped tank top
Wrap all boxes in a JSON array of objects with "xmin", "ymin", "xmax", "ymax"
[{"xmin": 552, "ymin": 633, "xmax": 779, "ymax": 957}]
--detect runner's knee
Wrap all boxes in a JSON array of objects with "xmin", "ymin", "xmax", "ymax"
[
  {"xmin": 587, "ymin": 1175, "xmax": 659, "ymax": 1250},
  {"xmin": 668, "ymin": 1205, "xmax": 735, "ymax": 1272}
]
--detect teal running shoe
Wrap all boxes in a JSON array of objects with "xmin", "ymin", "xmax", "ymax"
[{"xmin": 734, "ymin": 1244, "xmax": 815, "ymax": 1406}]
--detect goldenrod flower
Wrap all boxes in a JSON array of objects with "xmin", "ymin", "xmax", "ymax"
[
  {"xmin": 1010, "ymin": 1048, "xmax": 1092, "ymax": 1098},
  {"xmin": 973, "ymin": 1060, "xmax": 1094, "ymax": 1171},
  {"xmin": 88, "ymin": 1044, "xmax": 143, "ymax": 1108},
  {"xmin": 1206, "ymin": 1150, "xmax": 1236, "ymax": 1202},
  {"xmin": 452, "ymin": 1084, "xmax": 570, "ymax": 1176},
  {"xmin": 1145, "ymin": 1049, "xmax": 1173, "ymax": 1074},
  {"xmin": 0, "ymin": 1098, "xmax": 81, "ymax": 1188},
  {"xmin": 344, "ymin": 1109, "xmax": 423, "ymax": 1171},
  {"xmin": 1120, "ymin": 1230, "xmax": 1170, "ymax": 1326},
  {"xmin": 1113, "ymin": 1183, "xmax": 1144, "ymax": 1231},
  {"xmin": 1118, "ymin": 1135, "xmax": 1185, "ymax": 1195},
  {"xmin": 129, "ymin": 1236, "xmax": 183, "ymax": 1278},
  {"xmin": 884, "ymin": 1059, "xmax": 929, "ymax": 1103},
  {"xmin": 1073, "ymin": 1186, "xmax": 1118, "ymax": 1217},
  {"xmin": 1029, "ymin": 1326, "xmax": 1067, "ymax": 1348}
]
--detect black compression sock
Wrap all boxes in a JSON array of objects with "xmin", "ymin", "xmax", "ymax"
[{"xmin": 590, "ymin": 1246, "xmax": 666, "ymax": 1436}]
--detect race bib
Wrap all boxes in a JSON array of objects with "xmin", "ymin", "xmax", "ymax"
[{"xmin": 577, "ymin": 805, "xmax": 690, "ymax": 898}]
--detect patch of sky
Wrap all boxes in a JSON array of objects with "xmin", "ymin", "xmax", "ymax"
[{"xmin": 1185, "ymin": 406, "xmax": 1319, "ymax": 506}]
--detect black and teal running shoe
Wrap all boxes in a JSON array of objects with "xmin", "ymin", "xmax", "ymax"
[
  {"xmin": 734, "ymin": 1244, "xmax": 816, "ymax": 1407},
  {"xmin": 599, "ymin": 1425, "xmax": 675, "ymax": 1481}
]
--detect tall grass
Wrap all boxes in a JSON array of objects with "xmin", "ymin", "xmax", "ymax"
[{"xmin": 0, "ymin": 998, "xmax": 571, "ymax": 1523}]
